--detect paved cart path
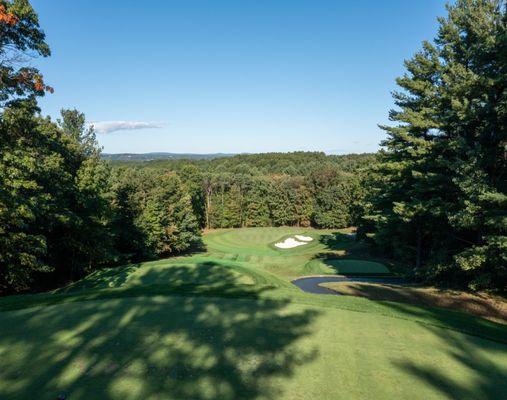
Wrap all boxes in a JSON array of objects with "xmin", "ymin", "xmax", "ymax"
[{"xmin": 292, "ymin": 276, "xmax": 408, "ymax": 295}]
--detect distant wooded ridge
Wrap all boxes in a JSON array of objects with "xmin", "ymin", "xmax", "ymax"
[
  {"xmin": 101, "ymin": 152, "xmax": 237, "ymax": 161},
  {"xmin": 101, "ymin": 151, "xmax": 375, "ymax": 162}
]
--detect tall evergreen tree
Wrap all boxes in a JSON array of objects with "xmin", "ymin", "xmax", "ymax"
[{"xmin": 361, "ymin": 0, "xmax": 506, "ymax": 289}]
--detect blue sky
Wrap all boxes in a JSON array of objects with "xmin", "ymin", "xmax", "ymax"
[{"xmin": 32, "ymin": 0, "xmax": 447, "ymax": 154}]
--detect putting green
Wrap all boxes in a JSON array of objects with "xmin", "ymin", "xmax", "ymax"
[
  {"xmin": 204, "ymin": 227, "xmax": 327, "ymax": 256},
  {"xmin": 0, "ymin": 228, "xmax": 505, "ymax": 400},
  {"xmin": 304, "ymin": 259, "xmax": 390, "ymax": 275}
]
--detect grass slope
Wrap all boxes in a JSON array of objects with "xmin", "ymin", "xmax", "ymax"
[{"xmin": 0, "ymin": 227, "xmax": 506, "ymax": 400}]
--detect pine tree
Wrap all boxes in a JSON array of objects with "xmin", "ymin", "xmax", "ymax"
[{"xmin": 361, "ymin": 0, "xmax": 506, "ymax": 289}]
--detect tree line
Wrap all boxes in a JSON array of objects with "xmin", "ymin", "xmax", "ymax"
[
  {"xmin": 0, "ymin": 104, "xmax": 203, "ymax": 293},
  {"xmin": 115, "ymin": 152, "xmax": 372, "ymax": 231}
]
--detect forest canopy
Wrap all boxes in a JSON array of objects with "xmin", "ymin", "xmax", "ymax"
[{"xmin": 111, "ymin": 152, "xmax": 374, "ymax": 231}]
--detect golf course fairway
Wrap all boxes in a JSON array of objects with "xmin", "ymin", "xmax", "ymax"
[{"xmin": 0, "ymin": 228, "xmax": 506, "ymax": 399}]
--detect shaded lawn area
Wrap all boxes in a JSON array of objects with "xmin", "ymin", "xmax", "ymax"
[
  {"xmin": 0, "ymin": 262, "xmax": 317, "ymax": 400},
  {"xmin": 0, "ymin": 295, "xmax": 317, "ymax": 400},
  {"xmin": 1, "ymin": 294, "xmax": 507, "ymax": 400}
]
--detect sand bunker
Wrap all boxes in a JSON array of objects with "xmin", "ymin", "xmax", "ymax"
[
  {"xmin": 295, "ymin": 235, "xmax": 313, "ymax": 242},
  {"xmin": 274, "ymin": 237, "xmax": 308, "ymax": 249}
]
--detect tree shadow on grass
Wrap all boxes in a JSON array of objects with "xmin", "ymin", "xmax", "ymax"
[
  {"xmin": 0, "ymin": 263, "xmax": 319, "ymax": 400},
  {"xmin": 0, "ymin": 261, "xmax": 274, "ymax": 313},
  {"xmin": 53, "ymin": 238, "xmax": 209, "ymax": 295},
  {"xmin": 393, "ymin": 323, "xmax": 507, "ymax": 399},
  {"xmin": 50, "ymin": 260, "xmax": 273, "ymax": 299},
  {"xmin": 379, "ymin": 300, "xmax": 507, "ymax": 399},
  {"xmin": 56, "ymin": 264, "xmax": 142, "ymax": 293}
]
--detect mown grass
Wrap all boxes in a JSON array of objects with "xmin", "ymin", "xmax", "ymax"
[{"xmin": 0, "ymin": 227, "xmax": 506, "ymax": 399}]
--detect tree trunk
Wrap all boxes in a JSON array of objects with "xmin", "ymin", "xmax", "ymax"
[
  {"xmin": 416, "ymin": 228, "xmax": 422, "ymax": 270},
  {"xmin": 204, "ymin": 184, "xmax": 212, "ymax": 229}
]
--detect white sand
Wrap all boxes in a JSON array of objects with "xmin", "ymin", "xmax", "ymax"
[
  {"xmin": 295, "ymin": 235, "xmax": 313, "ymax": 242},
  {"xmin": 274, "ymin": 237, "xmax": 308, "ymax": 249}
]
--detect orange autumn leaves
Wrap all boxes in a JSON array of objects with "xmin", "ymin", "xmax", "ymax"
[
  {"xmin": 15, "ymin": 70, "xmax": 54, "ymax": 94},
  {"xmin": 0, "ymin": 1, "xmax": 54, "ymax": 100},
  {"xmin": 0, "ymin": 3, "xmax": 53, "ymax": 94},
  {"xmin": 34, "ymin": 75, "xmax": 54, "ymax": 93},
  {"xmin": 0, "ymin": 3, "xmax": 18, "ymax": 26}
]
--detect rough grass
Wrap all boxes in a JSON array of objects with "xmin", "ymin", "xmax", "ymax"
[
  {"xmin": 321, "ymin": 281, "xmax": 507, "ymax": 324},
  {"xmin": 0, "ymin": 227, "xmax": 506, "ymax": 400}
]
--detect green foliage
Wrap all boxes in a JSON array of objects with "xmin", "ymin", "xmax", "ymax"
[
  {"xmin": 268, "ymin": 175, "xmax": 313, "ymax": 227},
  {"xmin": 360, "ymin": 0, "xmax": 506, "ymax": 290},
  {"xmin": 111, "ymin": 169, "xmax": 202, "ymax": 261},
  {"xmin": 244, "ymin": 177, "xmax": 271, "ymax": 227},
  {"xmin": 309, "ymin": 167, "xmax": 365, "ymax": 228},
  {"xmin": 115, "ymin": 152, "xmax": 374, "ymax": 230},
  {"xmin": 0, "ymin": 103, "xmax": 204, "ymax": 293},
  {"xmin": 0, "ymin": 102, "xmax": 114, "ymax": 291}
]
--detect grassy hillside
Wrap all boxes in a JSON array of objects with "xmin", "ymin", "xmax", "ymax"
[{"xmin": 0, "ymin": 228, "xmax": 505, "ymax": 400}]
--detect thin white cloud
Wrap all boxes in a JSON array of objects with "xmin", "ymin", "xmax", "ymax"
[{"xmin": 89, "ymin": 121, "xmax": 164, "ymax": 134}]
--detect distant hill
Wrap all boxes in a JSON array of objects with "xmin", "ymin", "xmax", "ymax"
[{"xmin": 101, "ymin": 152, "xmax": 236, "ymax": 161}]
